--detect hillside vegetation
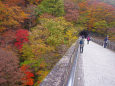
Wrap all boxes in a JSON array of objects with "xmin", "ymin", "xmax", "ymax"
[{"xmin": 0, "ymin": 0, "xmax": 115, "ymax": 86}]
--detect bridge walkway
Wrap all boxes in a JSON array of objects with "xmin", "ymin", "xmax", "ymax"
[{"xmin": 74, "ymin": 40, "xmax": 115, "ymax": 86}]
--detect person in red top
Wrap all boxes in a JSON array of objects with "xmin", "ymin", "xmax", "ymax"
[{"xmin": 87, "ymin": 36, "xmax": 90, "ymax": 44}]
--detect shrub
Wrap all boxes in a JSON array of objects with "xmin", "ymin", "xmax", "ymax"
[
  {"xmin": 15, "ymin": 29, "xmax": 29, "ymax": 49},
  {"xmin": 40, "ymin": 17, "xmax": 78, "ymax": 46},
  {"xmin": 21, "ymin": 43, "xmax": 35, "ymax": 60},
  {"xmin": 0, "ymin": 48, "xmax": 23, "ymax": 86},
  {"xmin": 20, "ymin": 65, "xmax": 34, "ymax": 86}
]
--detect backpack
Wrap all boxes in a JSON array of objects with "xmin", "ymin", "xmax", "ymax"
[
  {"xmin": 87, "ymin": 37, "xmax": 90, "ymax": 40},
  {"xmin": 80, "ymin": 39, "xmax": 83, "ymax": 44}
]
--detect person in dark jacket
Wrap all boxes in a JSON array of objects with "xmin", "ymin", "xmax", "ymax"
[
  {"xmin": 104, "ymin": 36, "xmax": 108, "ymax": 48},
  {"xmin": 79, "ymin": 36, "xmax": 85, "ymax": 53}
]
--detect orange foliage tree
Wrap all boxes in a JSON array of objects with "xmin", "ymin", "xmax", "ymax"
[
  {"xmin": 26, "ymin": 0, "xmax": 43, "ymax": 5},
  {"xmin": 0, "ymin": 1, "xmax": 28, "ymax": 32},
  {"xmin": 1, "ymin": 0, "xmax": 24, "ymax": 6},
  {"xmin": 78, "ymin": 0, "xmax": 115, "ymax": 31}
]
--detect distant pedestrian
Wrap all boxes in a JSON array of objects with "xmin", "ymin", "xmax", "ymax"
[
  {"xmin": 87, "ymin": 36, "xmax": 90, "ymax": 44},
  {"xmin": 104, "ymin": 36, "xmax": 108, "ymax": 48},
  {"xmin": 79, "ymin": 36, "xmax": 85, "ymax": 53}
]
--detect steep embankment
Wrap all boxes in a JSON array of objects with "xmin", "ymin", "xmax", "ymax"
[{"xmin": 0, "ymin": 0, "xmax": 80, "ymax": 86}]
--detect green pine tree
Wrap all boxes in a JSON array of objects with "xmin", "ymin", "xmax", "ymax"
[{"xmin": 35, "ymin": 0, "xmax": 64, "ymax": 16}]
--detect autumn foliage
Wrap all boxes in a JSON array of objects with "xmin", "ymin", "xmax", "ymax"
[
  {"xmin": 20, "ymin": 65, "xmax": 34, "ymax": 86},
  {"xmin": 0, "ymin": 1, "xmax": 28, "ymax": 32},
  {"xmin": 0, "ymin": 0, "xmax": 115, "ymax": 86},
  {"xmin": 0, "ymin": 48, "xmax": 23, "ymax": 86},
  {"xmin": 15, "ymin": 29, "xmax": 29, "ymax": 49},
  {"xmin": 2, "ymin": 0, "xmax": 24, "ymax": 6},
  {"xmin": 78, "ymin": 0, "xmax": 115, "ymax": 36},
  {"xmin": 64, "ymin": 0, "xmax": 79, "ymax": 21},
  {"xmin": 36, "ymin": 0, "xmax": 64, "ymax": 17}
]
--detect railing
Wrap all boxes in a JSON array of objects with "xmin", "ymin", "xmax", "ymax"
[
  {"xmin": 91, "ymin": 38, "xmax": 115, "ymax": 51},
  {"xmin": 40, "ymin": 40, "xmax": 79, "ymax": 86},
  {"xmin": 40, "ymin": 38, "xmax": 115, "ymax": 86},
  {"xmin": 66, "ymin": 42, "xmax": 79, "ymax": 86}
]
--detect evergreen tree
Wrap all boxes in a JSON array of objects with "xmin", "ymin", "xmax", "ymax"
[{"xmin": 35, "ymin": 0, "xmax": 64, "ymax": 16}]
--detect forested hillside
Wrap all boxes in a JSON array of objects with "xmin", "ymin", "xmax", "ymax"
[
  {"xmin": 0, "ymin": 0, "xmax": 115, "ymax": 86},
  {"xmin": 99, "ymin": 0, "xmax": 115, "ymax": 6},
  {"xmin": 77, "ymin": 0, "xmax": 115, "ymax": 40}
]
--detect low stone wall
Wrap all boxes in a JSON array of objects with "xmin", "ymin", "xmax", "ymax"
[
  {"xmin": 91, "ymin": 38, "xmax": 115, "ymax": 51},
  {"xmin": 40, "ymin": 40, "xmax": 79, "ymax": 86}
]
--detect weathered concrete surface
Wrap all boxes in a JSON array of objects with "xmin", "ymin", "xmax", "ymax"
[
  {"xmin": 80, "ymin": 40, "xmax": 115, "ymax": 86},
  {"xmin": 74, "ymin": 54, "xmax": 84, "ymax": 86},
  {"xmin": 40, "ymin": 41, "xmax": 79, "ymax": 86}
]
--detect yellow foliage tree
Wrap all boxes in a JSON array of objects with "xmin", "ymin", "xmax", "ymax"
[{"xmin": 0, "ymin": 1, "xmax": 28, "ymax": 31}]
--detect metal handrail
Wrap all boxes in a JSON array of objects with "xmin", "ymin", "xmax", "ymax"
[
  {"xmin": 66, "ymin": 43, "xmax": 79, "ymax": 86},
  {"xmin": 40, "ymin": 40, "xmax": 79, "ymax": 86}
]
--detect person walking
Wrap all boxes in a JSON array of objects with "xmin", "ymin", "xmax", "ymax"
[
  {"xmin": 87, "ymin": 36, "xmax": 90, "ymax": 44},
  {"xmin": 79, "ymin": 36, "xmax": 85, "ymax": 53},
  {"xmin": 104, "ymin": 36, "xmax": 108, "ymax": 48}
]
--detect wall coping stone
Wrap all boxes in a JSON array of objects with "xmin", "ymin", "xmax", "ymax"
[{"xmin": 40, "ymin": 41, "xmax": 79, "ymax": 86}]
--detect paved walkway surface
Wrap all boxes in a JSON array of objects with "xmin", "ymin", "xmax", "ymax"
[{"xmin": 74, "ymin": 40, "xmax": 115, "ymax": 86}]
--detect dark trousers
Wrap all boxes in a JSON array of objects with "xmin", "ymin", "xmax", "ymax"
[
  {"xmin": 104, "ymin": 43, "xmax": 107, "ymax": 48},
  {"xmin": 87, "ymin": 40, "xmax": 89, "ymax": 44},
  {"xmin": 80, "ymin": 46, "xmax": 83, "ymax": 53}
]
